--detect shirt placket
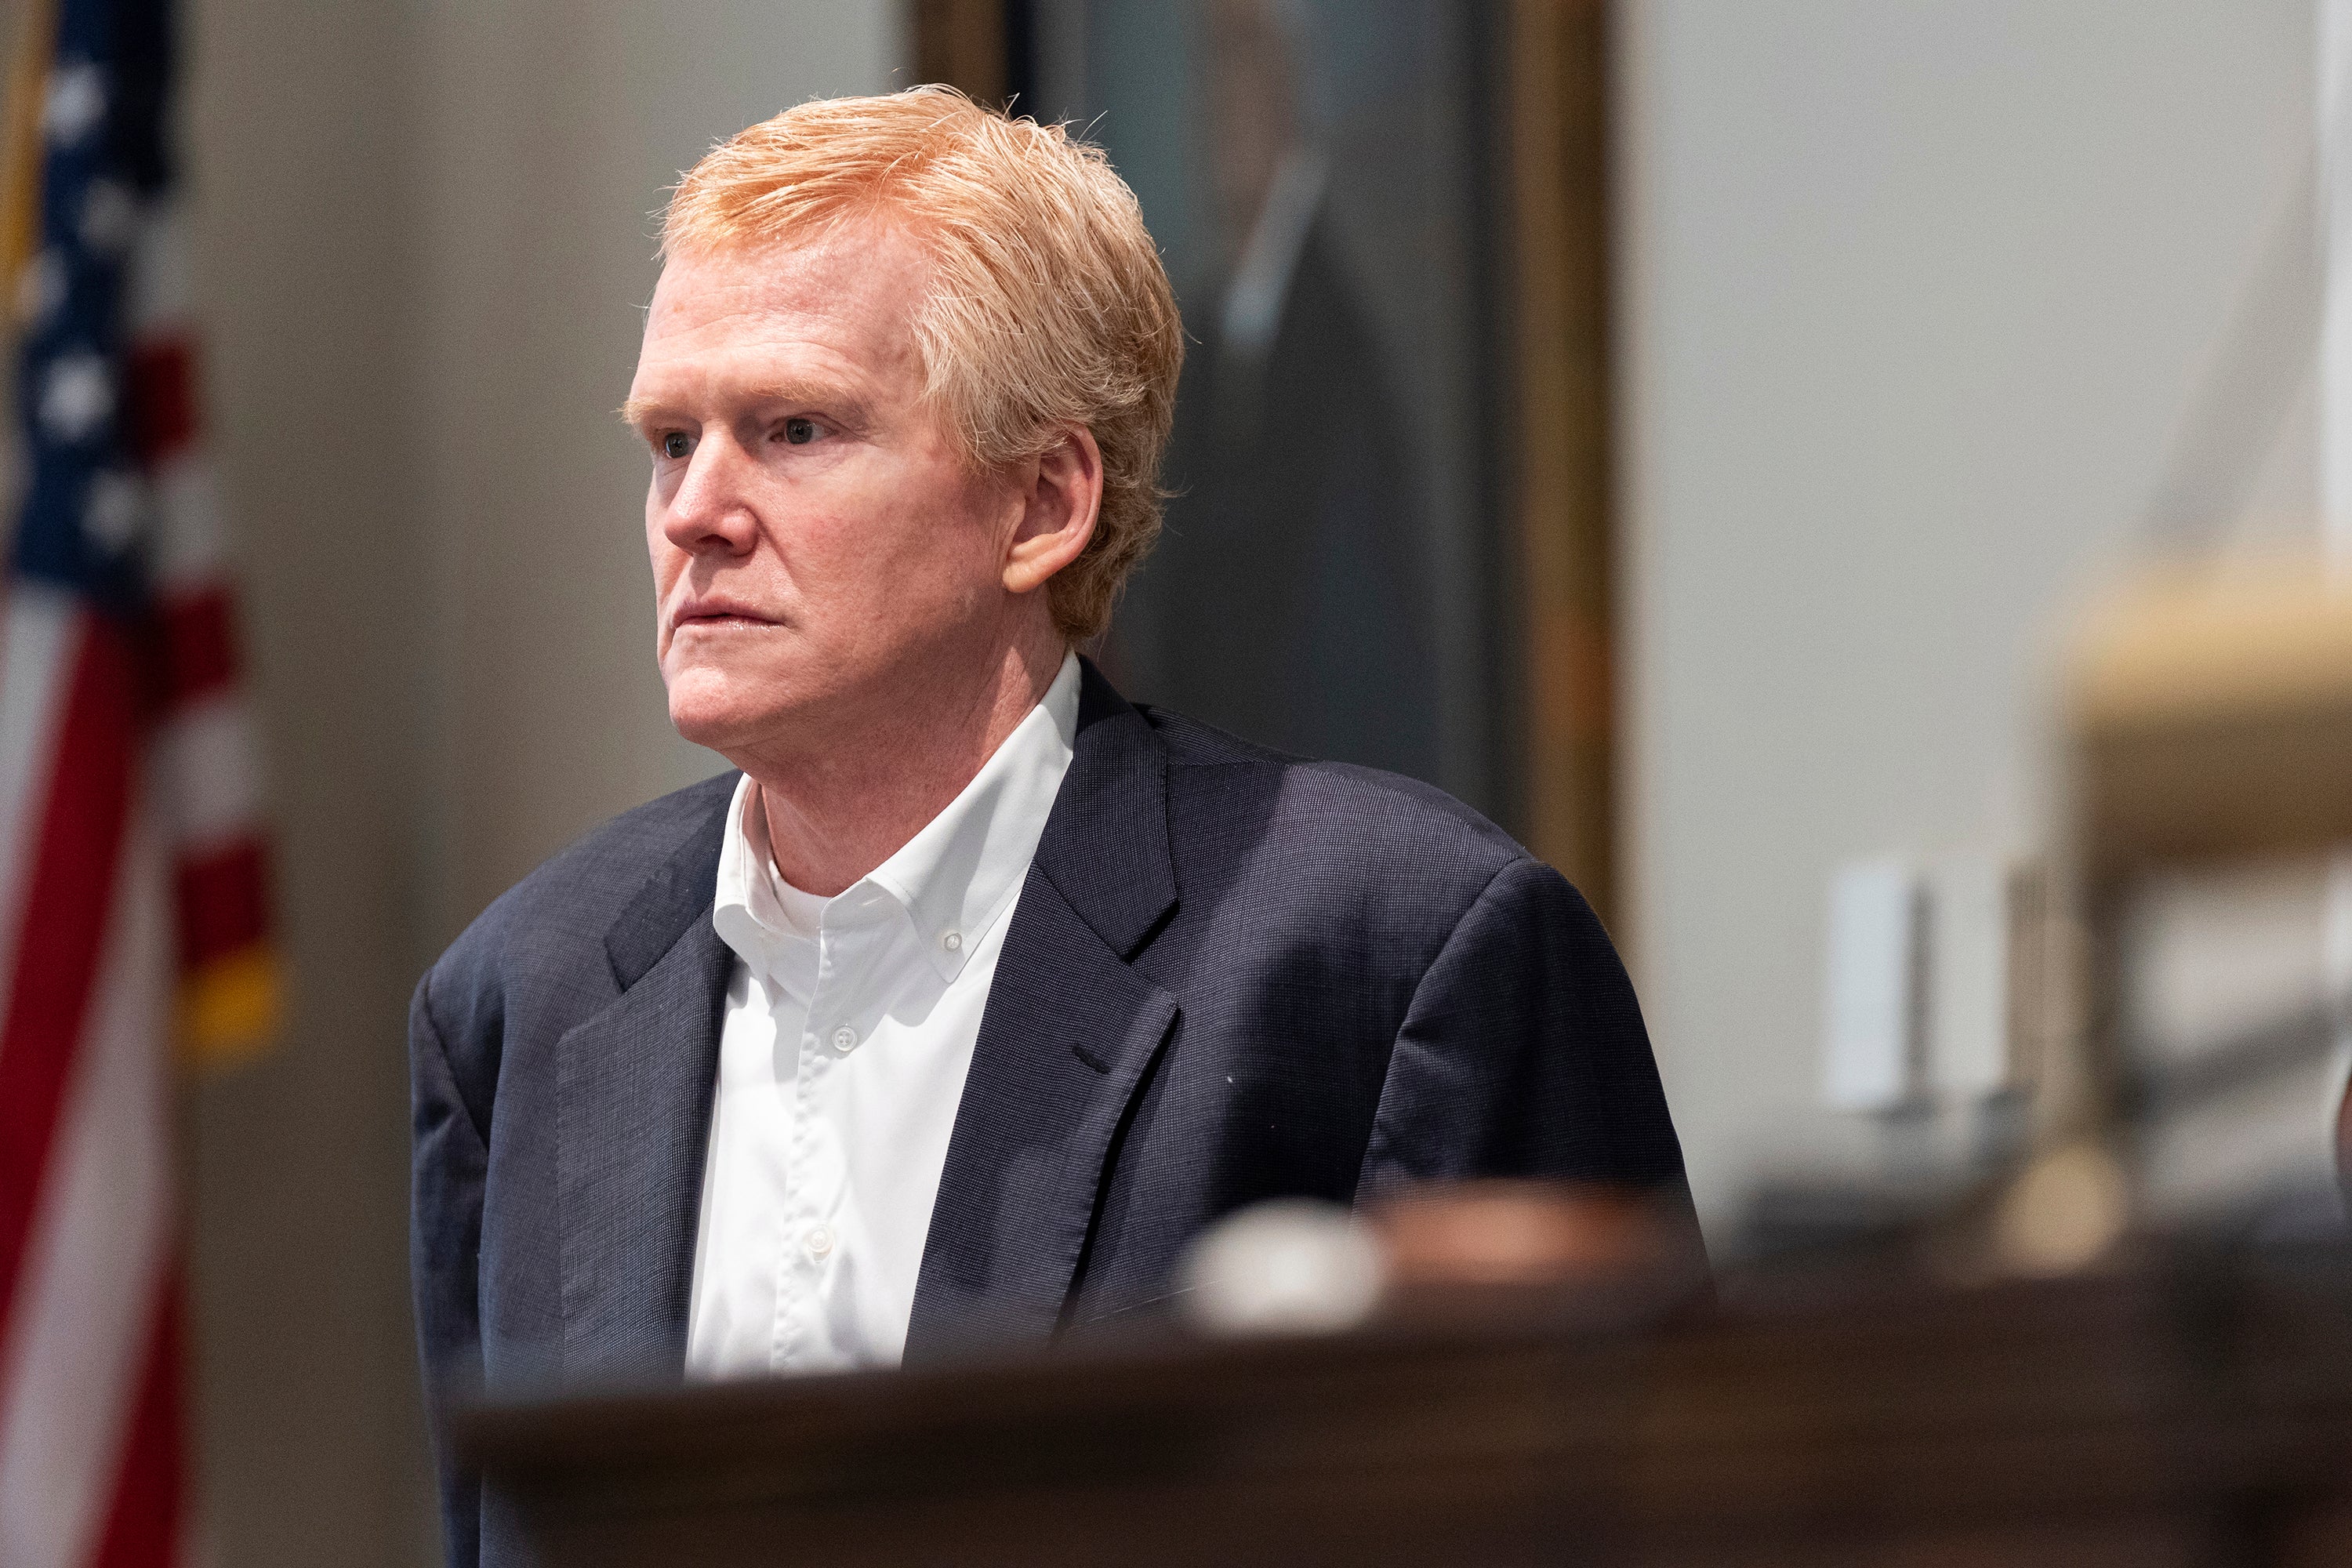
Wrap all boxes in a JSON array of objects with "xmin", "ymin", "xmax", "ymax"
[
  {"xmin": 772, "ymin": 900, "xmax": 874, "ymax": 1370},
  {"xmin": 770, "ymin": 943, "xmax": 815, "ymax": 1371}
]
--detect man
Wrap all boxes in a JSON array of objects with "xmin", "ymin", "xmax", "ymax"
[{"xmin": 411, "ymin": 88, "xmax": 1690, "ymax": 1566}]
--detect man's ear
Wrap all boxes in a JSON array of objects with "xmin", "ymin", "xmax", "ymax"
[{"xmin": 1004, "ymin": 425, "xmax": 1103, "ymax": 595}]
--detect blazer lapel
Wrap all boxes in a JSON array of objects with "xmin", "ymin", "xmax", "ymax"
[
  {"xmin": 905, "ymin": 661, "xmax": 1180, "ymax": 1361},
  {"xmin": 554, "ymin": 784, "xmax": 735, "ymax": 1382}
]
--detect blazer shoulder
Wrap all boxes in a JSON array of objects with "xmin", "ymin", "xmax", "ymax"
[
  {"xmin": 1143, "ymin": 705, "xmax": 1524, "ymax": 846},
  {"xmin": 1139, "ymin": 704, "xmax": 1532, "ymax": 893},
  {"xmin": 419, "ymin": 769, "xmax": 738, "ymax": 1022}
]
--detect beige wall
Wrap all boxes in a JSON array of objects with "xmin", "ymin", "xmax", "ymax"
[
  {"xmin": 182, "ymin": 4, "xmax": 904, "ymax": 1563},
  {"xmin": 1618, "ymin": 0, "xmax": 2322, "ymax": 1228}
]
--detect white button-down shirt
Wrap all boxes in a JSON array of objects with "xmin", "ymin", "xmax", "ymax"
[{"xmin": 684, "ymin": 653, "xmax": 1080, "ymax": 1379}]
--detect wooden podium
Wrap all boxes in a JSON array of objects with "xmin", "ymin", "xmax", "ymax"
[{"xmin": 460, "ymin": 1246, "xmax": 2352, "ymax": 1566}]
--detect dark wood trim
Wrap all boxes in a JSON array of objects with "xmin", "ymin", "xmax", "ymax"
[
  {"xmin": 1508, "ymin": 0, "xmax": 1618, "ymax": 927},
  {"xmin": 465, "ymin": 1258, "xmax": 2352, "ymax": 1566},
  {"xmin": 915, "ymin": 0, "xmax": 1010, "ymax": 106}
]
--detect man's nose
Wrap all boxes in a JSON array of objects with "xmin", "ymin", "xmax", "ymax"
[{"xmin": 662, "ymin": 434, "xmax": 760, "ymax": 555}]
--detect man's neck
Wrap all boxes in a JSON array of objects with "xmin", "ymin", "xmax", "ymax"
[{"xmin": 739, "ymin": 638, "xmax": 1068, "ymax": 898}]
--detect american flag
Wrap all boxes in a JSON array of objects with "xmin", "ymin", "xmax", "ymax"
[{"xmin": 0, "ymin": 0, "xmax": 277, "ymax": 1563}]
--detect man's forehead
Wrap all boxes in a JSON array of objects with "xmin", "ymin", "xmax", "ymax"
[
  {"xmin": 651, "ymin": 223, "xmax": 926, "ymax": 327},
  {"xmin": 636, "ymin": 225, "xmax": 927, "ymax": 384}
]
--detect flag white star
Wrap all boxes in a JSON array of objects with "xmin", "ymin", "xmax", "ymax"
[
  {"xmin": 82, "ymin": 471, "xmax": 143, "ymax": 553},
  {"xmin": 42, "ymin": 63, "xmax": 105, "ymax": 147},
  {"xmin": 40, "ymin": 354, "xmax": 114, "ymax": 443}
]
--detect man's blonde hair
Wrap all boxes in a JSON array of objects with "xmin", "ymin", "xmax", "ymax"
[{"xmin": 663, "ymin": 87, "xmax": 1185, "ymax": 641}]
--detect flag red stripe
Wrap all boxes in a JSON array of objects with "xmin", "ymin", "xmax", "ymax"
[
  {"xmin": 174, "ymin": 836, "xmax": 269, "ymax": 969},
  {"xmin": 126, "ymin": 336, "xmax": 198, "ymax": 468},
  {"xmin": 0, "ymin": 616, "xmax": 137, "ymax": 1319},
  {"xmin": 89, "ymin": 1277, "xmax": 187, "ymax": 1568},
  {"xmin": 156, "ymin": 586, "xmax": 238, "ymax": 710}
]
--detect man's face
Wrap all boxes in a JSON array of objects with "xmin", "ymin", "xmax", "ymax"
[{"xmin": 626, "ymin": 222, "xmax": 1014, "ymax": 758}]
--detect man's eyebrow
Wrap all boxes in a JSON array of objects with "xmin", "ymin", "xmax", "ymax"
[
  {"xmin": 744, "ymin": 380, "xmax": 874, "ymax": 426},
  {"xmin": 615, "ymin": 382, "xmax": 873, "ymax": 430}
]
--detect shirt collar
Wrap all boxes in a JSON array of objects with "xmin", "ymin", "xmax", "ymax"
[
  {"xmin": 711, "ymin": 651, "xmax": 1082, "ymax": 985},
  {"xmin": 713, "ymin": 775, "xmax": 820, "ymax": 994},
  {"xmin": 869, "ymin": 649, "xmax": 1080, "ymax": 981}
]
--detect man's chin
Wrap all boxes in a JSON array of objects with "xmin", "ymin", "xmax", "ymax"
[
  {"xmin": 666, "ymin": 675, "xmax": 782, "ymax": 751},
  {"xmin": 663, "ymin": 661, "xmax": 790, "ymax": 750},
  {"xmin": 669, "ymin": 701, "xmax": 776, "ymax": 755}
]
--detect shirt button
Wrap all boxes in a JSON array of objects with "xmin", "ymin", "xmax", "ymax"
[
  {"xmin": 831, "ymin": 1025, "xmax": 858, "ymax": 1054},
  {"xmin": 942, "ymin": 930, "xmax": 963, "ymax": 953},
  {"xmin": 804, "ymin": 1225, "xmax": 834, "ymax": 1259}
]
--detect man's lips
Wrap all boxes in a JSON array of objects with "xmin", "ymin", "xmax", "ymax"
[{"xmin": 670, "ymin": 597, "xmax": 779, "ymax": 632}]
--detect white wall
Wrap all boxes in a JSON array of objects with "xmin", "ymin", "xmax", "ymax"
[
  {"xmin": 1618, "ymin": 0, "xmax": 2322, "ymax": 1232},
  {"xmin": 184, "ymin": 6, "xmax": 433, "ymax": 1562},
  {"xmin": 183, "ymin": 5, "xmax": 906, "ymax": 1565}
]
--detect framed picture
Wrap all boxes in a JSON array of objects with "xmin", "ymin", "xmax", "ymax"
[{"xmin": 920, "ymin": 0, "xmax": 1617, "ymax": 919}]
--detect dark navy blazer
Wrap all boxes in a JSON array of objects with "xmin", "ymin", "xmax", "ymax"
[{"xmin": 409, "ymin": 660, "xmax": 1690, "ymax": 1567}]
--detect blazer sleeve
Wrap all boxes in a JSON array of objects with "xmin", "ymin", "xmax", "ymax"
[
  {"xmin": 1358, "ymin": 854, "xmax": 1690, "ymax": 1195},
  {"xmin": 409, "ymin": 968, "xmax": 486, "ymax": 1568}
]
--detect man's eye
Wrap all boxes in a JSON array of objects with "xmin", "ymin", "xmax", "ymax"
[
  {"xmin": 660, "ymin": 431, "xmax": 691, "ymax": 459},
  {"xmin": 781, "ymin": 417, "xmax": 817, "ymax": 445}
]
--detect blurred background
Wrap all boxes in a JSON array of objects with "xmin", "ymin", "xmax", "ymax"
[{"xmin": 14, "ymin": 0, "xmax": 2336, "ymax": 1559}]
